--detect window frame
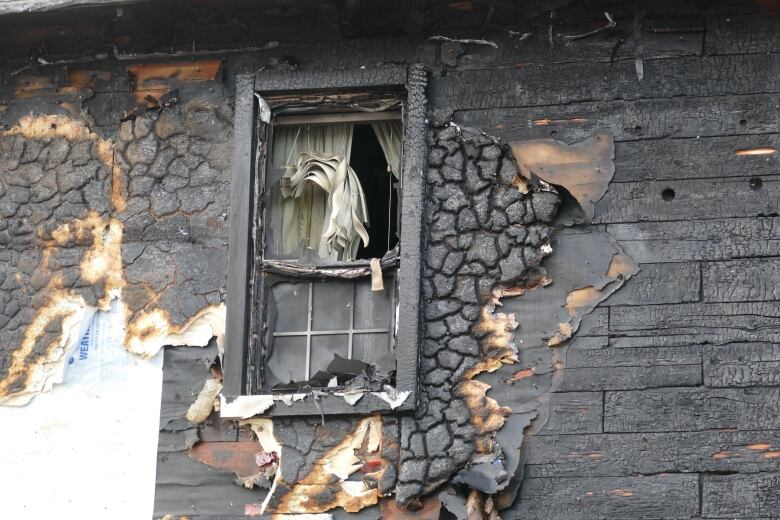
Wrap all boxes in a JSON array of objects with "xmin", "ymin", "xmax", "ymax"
[{"xmin": 222, "ymin": 65, "xmax": 427, "ymax": 417}]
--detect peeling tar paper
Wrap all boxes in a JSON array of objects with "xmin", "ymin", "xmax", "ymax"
[{"xmin": 0, "ymin": 299, "xmax": 163, "ymax": 519}]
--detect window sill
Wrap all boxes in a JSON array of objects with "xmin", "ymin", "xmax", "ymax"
[{"xmin": 220, "ymin": 387, "xmax": 414, "ymax": 419}]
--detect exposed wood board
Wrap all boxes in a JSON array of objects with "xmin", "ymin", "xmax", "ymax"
[
  {"xmin": 431, "ymin": 54, "xmax": 780, "ymax": 110},
  {"xmin": 455, "ymin": 93, "xmax": 778, "ymax": 143},
  {"xmin": 706, "ymin": 14, "xmax": 780, "ymax": 54},
  {"xmin": 702, "ymin": 472, "xmax": 780, "ymax": 518},
  {"xmin": 538, "ymin": 392, "xmax": 604, "ymax": 436},
  {"xmin": 593, "ymin": 175, "xmax": 780, "ymax": 224},
  {"xmin": 613, "ymin": 134, "xmax": 780, "ymax": 183},
  {"xmin": 559, "ymin": 345, "xmax": 703, "ymax": 392},
  {"xmin": 610, "ymin": 302, "xmax": 780, "ymax": 348},
  {"xmin": 606, "ymin": 217, "xmax": 780, "ymax": 263},
  {"xmin": 605, "ymin": 387, "xmax": 780, "ymax": 432},
  {"xmin": 514, "ymin": 474, "xmax": 699, "ymax": 520},
  {"xmin": 704, "ymin": 343, "xmax": 780, "ymax": 388},
  {"xmin": 525, "ymin": 430, "xmax": 780, "ymax": 477},
  {"xmin": 604, "ymin": 262, "xmax": 700, "ymax": 306},
  {"xmin": 703, "ymin": 257, "xmax": 780, "ymax": 302}
]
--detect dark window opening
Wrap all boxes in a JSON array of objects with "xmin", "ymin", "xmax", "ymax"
[{"xmin": 350, "ymin": 124, "xmax": 399, "ymax": 260}]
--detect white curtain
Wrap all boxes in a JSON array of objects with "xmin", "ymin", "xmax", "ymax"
[
  {"xmin": 371, "ymin": 121, "xmax": 403, "ymax": 180},
  {"xmin": 271, "ymin": 124, "xmax": 370, "ymax": 261}
]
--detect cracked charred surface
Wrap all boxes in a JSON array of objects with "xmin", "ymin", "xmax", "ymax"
[
  {"xmin": 394, "ymin": 121, "xmax": 635, "ymax": 512},
  {"xmin": 395, "ymin": 122, "xmax": 561, "ymax": 503},
  {"xmin": 0, "ymin": 98, "xmax": 233, "ymax": 404}
]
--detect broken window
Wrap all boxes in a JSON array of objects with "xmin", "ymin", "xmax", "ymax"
[
  {"xmin": 223, "ymin": 66, "xmax": 427, "ymax": 415},
  {"xmin": 261, "ymin": 114, "xmax": 401, "ymax": 390}
]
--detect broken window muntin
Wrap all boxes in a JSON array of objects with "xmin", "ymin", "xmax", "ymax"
[{"xmin": 223, "ymin": 65, "xmax": 427, "ymax": 417}]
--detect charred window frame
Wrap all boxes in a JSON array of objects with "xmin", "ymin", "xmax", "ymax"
[{"xmin": 223, "ymin": 66, "xmax": 427, "ymax": 416}]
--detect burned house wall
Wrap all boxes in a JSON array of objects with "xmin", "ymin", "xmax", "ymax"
[{"xmin": 2, "ymin": 1, "xmax": 780, "ymax": 519}]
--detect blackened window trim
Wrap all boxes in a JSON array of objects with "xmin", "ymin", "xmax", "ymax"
[{"xmin": 222, "ymin": 65, "xmax": 427, "ymax": 417}]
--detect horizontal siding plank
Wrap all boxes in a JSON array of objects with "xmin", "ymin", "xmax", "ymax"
[
  {"xmin": 606, "ymin": 262, "xmax": 700, "ymax": 306},
  {"xmin": 540, "ymin": 392, "xmax": 603, "ymax": 435},
  {"xmin": 610, "ymin": 302, "xmax": 780, "ymax": 348},
  {"xmin": 455, "ymin": 93, "xmax": 777, "ymax": 143},
  {"xmin": 605, "ymin": 387, "xmax": 780, "ymax": 432},
  {"xmin": 607, "ymin": 217, "xmax": 780, "ymax": 263},
  {"xmin": 703, "ymin": 257, "xmax": 780, "ymax": 302},
  {"xmin": 593, "ymin": 175, "xmax": 780, "ymax": 224},
  {"xmin": 525, "ymin": 430, "xmax": 780, "ymax": 477},
  {"xmin": 704, "ymin": 343, "xmax": 780, "ymax": 388},
  {"xmin": 432, "ymin": 54, "xmax": 780, "ymax": 110},
  {"xmin": 559, "ymin": 345, "xmax": 702, "ymax": 391},
  {"xmin": 705, "ymin": 15, "xmax": 780, "ymax": 55},
  {"xmin": 613, "ymin": 134, "xmax": 780, "ymax": 183},
  {"xmin": 511, "ymin": 474, "xmax": 699, "ymax": 520},
  {"xmin": 702, "ymin": 472, "xmax": 780, "ymax": 519},
  {"xmin": 559, "ymin": 364, "xmax": 701, "ymax": 392}
]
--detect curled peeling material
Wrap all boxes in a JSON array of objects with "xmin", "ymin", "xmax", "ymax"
[
  {"xmin": 221, "ymin": 394, "xmax": 275, "ymax": 418},
  {"xmin": 336, "ymin": 389, "xmax": 365, "ymax": 405},
  {"xmin": 186, "ymin": 378, "xmax": 223, "ymax": 423},
  {"xmin": 375, "ymin": 387, "xmax": 410, "ymax": 409}
]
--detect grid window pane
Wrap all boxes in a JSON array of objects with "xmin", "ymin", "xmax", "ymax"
[
  {"xmin": 264, "ymin": 277, "xmax": 396, "ymax": 387},
  {"xmin": 310, "ymin": 334, "xmax": 349, "ymax": 377},
  {"xmin": 265, "ymin": 336, "xmax": 307, "ymax": 386},
  {"xmin": 269, "ymin": 281, "xmax": 308, "ymax": 332},
  {"xmin": 311, "ymin": 280, "xmax": 352, "ymax": 331},
  {"xmin": 352, "ymin": 333, "xmax": 391, "ymax": 367},
  {"xmin": 355, "ymin": 280, "xmax": 392, "ymax": 329}
]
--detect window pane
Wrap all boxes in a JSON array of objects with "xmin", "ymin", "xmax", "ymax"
[
  {"xmin": 311, "ymin": 280, "xmax": 352, "ymax": 331},
  {"xmin": 355, "ymin": 279, "xmax": 392, "ymax": 329},
  {"xmin": 269, "ymin": 281, "xmax": 309, "ymax": 332},
  {"xmin": 310, "ymin": 335, "xmax": 349, "ymax": 378},
  {"xmin": 352, "ymin": 333, "xmax": 391, "ymax": 367},
  {"xmin": 265, "ymin": 336, "xmax": 307, "ymax": 386}
]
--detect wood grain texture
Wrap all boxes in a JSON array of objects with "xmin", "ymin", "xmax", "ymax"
[
  {"xmin": 610, "ymin": 302, "xmax": 780, "ymax": 348},
  {"xmin": 455, "ymin": 93, "xmax": 778, "ymax": 143},
  {"xmin": 703, "ymin": 257, "xmax": 780, "ymax": 302},
  {"xmin": 605, "ymin": 387, "xmax": 780, "ymax": 432},
  {"xmin": 607, "ymin": 217, "xmax": 780, "ymax": 263},
  {"xmin": 432, "ymin": 54, "xmax": 780, "ymax": 110},
  {"xmin": 525, "ymin": 430, "xmax": 780, "ymax": 477},
  {"xmin": 702, "ymin": 472, "xmax": 780, "ymax": 519},
  {"xmin": 593, "ymin": 175, "xmax": 780, "ymax": 224},
  {"xmin": 559, "ymin": 345, "xmax": 702, "ymax": 392},
  {"xmin": 704, "ymin": 343, "xmax": 780, "ymax": 388},
  {"xmin": 613, "ymin": 134, "xmax": 780, "ymax": 183},
  {"xmin": 538, "ymin": 392, "xmax": 604, "ymax": 436},
  {"xmin": 512, "ymin": 474, "xmax": 699, "ymax": 520},
  {"xmin": 605, "ymin": 262, "xmax": 700, "ymax": 306}
]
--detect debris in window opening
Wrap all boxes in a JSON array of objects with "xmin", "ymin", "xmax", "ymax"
[{"xmin": 271, "ymin": 354, "xmax": 391, "ymax": 393}]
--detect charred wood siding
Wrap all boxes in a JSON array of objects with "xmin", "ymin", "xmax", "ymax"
[{"xmin": 489, "ymin": 12, "xmax": 780, "ymax": 520}]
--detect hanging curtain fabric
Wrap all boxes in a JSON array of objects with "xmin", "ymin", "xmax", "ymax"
[
  {"xmin": 273, "ymin": 123, "xmax": 369, "ymax": 261},
  {"xmin": 270, "ymin": 126, "xmax": 327, "ymax": 257},
  {"xmin": 371, "ymin": 121, "xmax": 403, "ymax": 180}
]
